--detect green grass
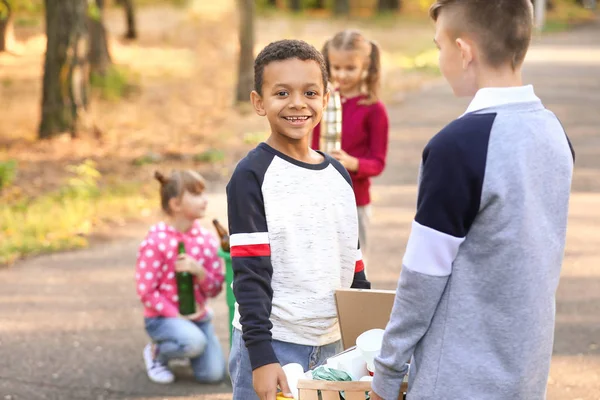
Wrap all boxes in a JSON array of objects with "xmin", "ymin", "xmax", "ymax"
[
  {"xmin": 542, "ymin": 20, "xmax": 571, "ymax": 33},
  {"xmin": 543, "ymin": 0, "xmax": 597, "ymax": 32},
  {"xmin": 1, "ymin": 78, "xmax": 12, "ymax": 88},
  {"xmin": 90, "ymin": 65, "xmax": 140, "ymax": 102},
  {"xmin": 14, "ymin": 15, "xmax": 40, "ymax": 27},
  {"xmin": 0, "ymin": 160, "xmax": 17, "ymax": 191},
  {"xmin": 10, "ymin": 0, "xmax": 44, "ymax": 14},
  {"xmin": 0, "ymin": 160, "xmax": 156, "ymax": 265},
  {"xmin": 193, "ymin": 148, "xmax": 226, "ymax": 163},
  {"xmin": 243, "ymin": 131, "xmax": 269, "ymax": 145}
]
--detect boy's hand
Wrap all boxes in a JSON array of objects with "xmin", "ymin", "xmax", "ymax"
[
  {"xmin": 330, "ymin": 149, "xmax": 359, "ymax": 172},
  {"xmin": 252, "ymin": 363, "xmax": 292, "ymax": 400},
  {"xmin": 176, "ymin": 254, "xmax": 206, "ymax": 280}
]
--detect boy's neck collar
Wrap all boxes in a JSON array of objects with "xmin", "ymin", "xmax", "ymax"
[
  {"xmin": 265, "ymin": 135, "xmax": 323, "ymax": 165},
  {"xmin": 462, "ymin": 84, "xmax": 540, "ymax": 116},
  {"xmin": 259, "ymin": 142, "xmax": 328, "ymax": 170}
]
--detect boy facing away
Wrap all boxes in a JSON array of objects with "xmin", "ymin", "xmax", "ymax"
[
  {"xmin": 226, "ymin": 40, "xmax": 370, "ymax": 400},
  {"xmin": 370, "ymin": 1, "xmax": 574, "ymax": 399}
]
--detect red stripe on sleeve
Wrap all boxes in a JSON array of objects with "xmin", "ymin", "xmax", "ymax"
[
  {"xmin": 354, "ymin": 259, "xmax": 365, "ymax": 273},
  {"xmin": 231, "ymin": 244, "xmax": 271, "ymax": 257}
]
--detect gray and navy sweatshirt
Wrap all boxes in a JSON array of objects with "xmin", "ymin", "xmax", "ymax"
[
  {"xmin": 372, "ymin": 85, "xmax": 574, "ymax": 400},
  {"xmin": 226, "ymin": 143, "xmax": 370, "ymax": 370}
]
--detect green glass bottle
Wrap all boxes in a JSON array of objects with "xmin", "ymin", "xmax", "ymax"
[{"xmin": 176, "ymin": 241, "xmax": 196, "ymax": 316}]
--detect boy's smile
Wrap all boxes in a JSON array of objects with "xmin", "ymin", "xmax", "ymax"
[
  {"xmin": 282, "ymin": 115, "xmax": 311, "ymax": 126},
  {"xmin": 251, "ymin": 58, "xmax": 329, "ymax": 142}
]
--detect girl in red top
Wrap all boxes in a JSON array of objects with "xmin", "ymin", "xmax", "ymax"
[
  {"xmin": 312, "ymin": 29, "xmax": 390, "ymax": 264},
  {"xmin": 135, "ymin": 170, "xmax": 225, "ymax": 384}
]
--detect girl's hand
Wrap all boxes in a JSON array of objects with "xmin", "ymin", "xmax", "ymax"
[
  {"xmin": 330, "ymin": 149, "xmax": 359, "ymax": 172},
  {"xmin": 175, "ymin": 254, "xmax": 206, "ymax": 280},
  {"xmin": 180, "ymin": 309, "xmax": 204, "ymax": 321}
]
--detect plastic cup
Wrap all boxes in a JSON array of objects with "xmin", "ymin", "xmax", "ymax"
[{"xmin": 356, "ymin": 328, "xmax": 385, "ymax": 373}]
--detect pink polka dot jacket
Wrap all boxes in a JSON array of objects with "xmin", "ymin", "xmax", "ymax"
[{"xmin": 135, "ymin": 221, "xmax": 225, "ymax": 319}]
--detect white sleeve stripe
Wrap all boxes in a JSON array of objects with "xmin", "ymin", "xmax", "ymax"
[
  {"xmin": 402, "ymin": 220, "xmax": 464, "ymax": 277},
  {"xmin": 356, "ymin": 249, "xmax": 363, "ymax": 261},
  {"xmin": 230, "ymin": 232, "xmax": 270, "ymax": 246}
]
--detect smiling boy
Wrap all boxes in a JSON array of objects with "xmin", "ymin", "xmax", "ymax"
[{"xmin": 226, "ymin": 39, "xmax": 370, "ymax": 400}]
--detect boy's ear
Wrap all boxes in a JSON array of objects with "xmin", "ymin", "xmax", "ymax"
[
  {"xmin": 456, "ymin": 38, "xmax": 474, "ymax": 69},
  {"xmin": 251, "ymin": 90, "xmax": 267, "ymax": 116}
]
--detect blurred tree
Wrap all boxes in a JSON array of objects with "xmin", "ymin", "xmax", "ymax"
[
  {"xmin": 290, "ymin": 0, "xmax": 301, "ymax": 11},
  {"xmin": 0, "ymin": 0, "xmax": 13, "ymax": 52},
  {"xmin": 88, "ymin": 0, "xmax": 112, "ymax": 75},
  {"xmin": 333, "ymin": 0, "xmax": 349, "ymax": 15},
  {"xmin": 236, "ymin": 0, "xmax": 255, "ymax": 103},
  {"xmin": 531, "ymin": 0, "xmax": 555, "ymax": 12},
  {"xmin": 377, "ymin": 0, "xmax": 401, "ymax": 12},
  {"xmin": 116, "ymin": 0, "xmax": 136, "ymax": 39},
  {"xmin": 39, "ymin": 0, "xmax": 89, "ymax": 139}
]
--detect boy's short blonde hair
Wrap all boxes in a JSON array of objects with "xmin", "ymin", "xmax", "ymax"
[{"xmin": 430, "ymin": 0, "xmax": 533, "ymax": 70}]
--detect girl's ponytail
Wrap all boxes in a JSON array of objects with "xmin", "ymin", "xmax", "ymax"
[
  {"xmin": 154, "ymin": 170, "xmax": 168, "ymax": 185},
  {"xmin": 361, "ymin": 40, "xmax": 381, "ymax": 105},
  {"xmin": 321, "ymin": 39, "xmax": 332, "ymax": 84}
]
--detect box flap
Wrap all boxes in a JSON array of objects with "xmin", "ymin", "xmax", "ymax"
[{"xmin": 335, "ymin": 288, "xmax": 396, "ymax": 350}]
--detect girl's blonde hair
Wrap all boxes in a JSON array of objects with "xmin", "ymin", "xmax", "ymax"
[
  {"xmin": 154, "ymin": 169, "xmax": 206, "ymax": 215},
  {"xmin": 322, "ymin": 29, "xmax": 382, "ymax": 105}
]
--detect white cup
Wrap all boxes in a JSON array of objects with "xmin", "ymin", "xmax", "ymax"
[
  {"xmin": 282, "ymin": 362, "xmax": 305, "ymax": 399},
  {"xmin": 356, "ymin": 328, "xmax": 385, "ymax": 373}
]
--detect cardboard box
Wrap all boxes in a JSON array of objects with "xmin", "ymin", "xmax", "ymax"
[
  {"xmin": 335, "ymin": 288, "xmax": 396, "ymax": 350},
  {"xmin": 296, "ymin": 288, "xmax": 406, "ymax": 400}
]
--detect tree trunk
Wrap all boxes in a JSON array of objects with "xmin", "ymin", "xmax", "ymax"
[
  {"xmin": 377, "ymin": 0, "xmax": 401, "ymax": 12},
  {"xmin": 333, "ymin": 0, "xmax": 350, "ymax": 15},
  {"xmin": 531, "ymin": 0, "xmax": 555, "ymax": 12},
  {"xmin": 0, "ymin": 0, "xmax": 13, "ymax": 52},
  {"xmin": 235, "ymin": 0, "xmax": 254, "ymax": 103},
  {"xmin": 122, "ymin": 0, "xmax": 137, "ymax": 39},
  {"xmin": 314, "ymin": 0, "xmax": 326, "ymax": 8},
  {"xmin": 88, "ymin": 0, "xmax": 112, "ymax": 76},
  {"xmin": 289, "ymin": 0, "xmax": 301, "ymax": 12},
  {"xmin": 39, "ymin": 0, "xmax": 89, "ymax": 139}
]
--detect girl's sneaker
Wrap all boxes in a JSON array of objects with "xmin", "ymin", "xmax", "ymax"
[{"xmin": 143, "ymin": 343, "xmax": 175, "ymax": 384}]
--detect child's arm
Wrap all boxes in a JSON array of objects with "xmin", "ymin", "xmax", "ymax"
[
  {"xmin": 351, "ymin": 242, "xmax": 371, "ymax": 289},
  {"xmin": 310, "ymin": 123, "xmax": 321, "ymax": 150},
  {"xmin": 197, "ymin": 233, "xmax": 225, "ymax": 298},
  {"xmin": 371, "ymin": 117, "xmax": 490, "ymax": 400},
  {"xmin": 352, "ymin": 103, "xmax": 389, "ymax": 179},
  {"xmin": 136, "ymin": 237, "xmax": 179, "ymax": 318},
  {"xmin": 226, "ymin": 166, "xmax": 277, "ymax": 371}
]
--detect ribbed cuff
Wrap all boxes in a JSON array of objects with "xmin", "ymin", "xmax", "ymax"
[
  {"xmin": 247, "ymin": 340, "xmax": 279, "ymax": 370},
  {"xmin": 371, "ymin": 362, "xmax": 408, "ymax": 400}
]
